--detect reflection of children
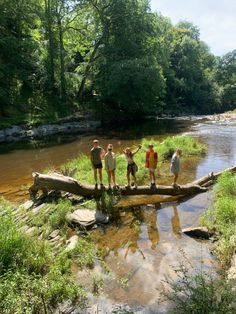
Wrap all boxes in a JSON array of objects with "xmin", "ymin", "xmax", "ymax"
[
  {"xmin": 170, "ymin": 149, "xmax": 182, "ymax": 186},
  {"xmin": 145, "ymin": 209, "xmax": 159, "ymax": 250},
  {"xmin": 104, "ymin": 144, "xmax": 117, "ymax": 189},
  {"xmin": 171, "ymin": 206, "xmax": 181, "ymax": 238},
  {"xmin": 123, "ymin": 145, "xmax": 141, "ymax": 188},
  {"xmin": 90, "ymin": 139, "xmax": 105, "ymax": 189},
  {"xmin": 145, "ymin": 144, "xmax": 158, "ymax": 189}
]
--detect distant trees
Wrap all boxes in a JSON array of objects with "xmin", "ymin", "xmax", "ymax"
[
  {"xmin": 215, "ymin": 50, "xmax": 236, "ymax": 111},
  {"xmin": 92, "ymin": 0, "xmax": 166, "ymax": 118},
  {"xmin": 0, "ymin": 0, "xmax": 235, "ymax": 122}
]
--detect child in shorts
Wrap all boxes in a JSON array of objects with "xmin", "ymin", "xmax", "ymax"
[
  {"xmin": 105, "ymin": 144, "xmax": 117, "ymax": 189},
  {"xmin": 123, "ymin": 144, "xmax": 141, "ymax": 188},
  {"xmin": 170, "ymin": 149, "xmax": 182, "ymax": 187},
  {"xmin": 145, "ymin": 144, "xmax": 158, "ymax": 189},
  {"xmin": 90, "ymin": 139, "xmax": 105, "ymax": 189}
]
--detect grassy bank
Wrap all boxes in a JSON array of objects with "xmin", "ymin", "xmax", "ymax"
[
  {"xmin": 161, "ymin": 261, "xmax": 234, "ymax": 314},
  {"xmin": 61, "ymin": 135, "xmax": 206, "ymax": 186},
  {"xmin": 201, "ymin": 171, "xmax": 236, "ymax": 265},
  {"xmin": 165, "ymin": 171, "xmax": 236, "ymax": 313},
  {"xmin": 0, "ymin": 197, "xmax": 87, "ymax": 313}
]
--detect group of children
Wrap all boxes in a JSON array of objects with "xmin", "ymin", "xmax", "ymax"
[{"xmin": 90, "ymin": 139, "xmax": 182, "ymax": 189}]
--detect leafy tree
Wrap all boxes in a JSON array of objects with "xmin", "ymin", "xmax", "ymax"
[
  {"xmin": 215, "ymin": 50, "xmax": 236, "ymax": 111},
  {"xmin": 0, "ymin": 0, "xmax": 39, "ymax": 115},
  {"xmin": 165, "ymin": 21, "xmax": 221, "ymax": 114},
  {"xmin": 92, "ymin": 0, "xmax": 166, "ymax": 119}
]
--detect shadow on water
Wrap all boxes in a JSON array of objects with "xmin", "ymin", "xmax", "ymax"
[{"xmin": 96, "ymin": 119, "xmax": 191, "ymax": 140}]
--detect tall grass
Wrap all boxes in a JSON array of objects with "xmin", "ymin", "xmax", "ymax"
[
  {"xmin": 61, "ymin": 135, "xmax": 206, "ymax": 186},
  {"xmin": 0, "ymin": 198, "xmax": 85, "ymax": 313},
  {"xmin": 160, "ymin": 261, "xmax": 234, "ymax": 314},
  {"xmin": 201, "ymin": 171, "xmax": 236, "ymax": 265},
  {"xmin": 49, "ymin": 199, "xmax": 73, "ymax": 229}
]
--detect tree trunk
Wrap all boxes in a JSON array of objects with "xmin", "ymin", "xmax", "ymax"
[
  {"xmin": 45, "ymin": 0, "xmax": 55, "ymax": 91},
  {"xmin": 57, "ymin": 16, "xmax": 66, "ymax": 99},
  {"xmin": 77, "ymin": 37, "xmax": 103, "ymax": 99},
  {"xmin": 29, "ymin": 165, "xmax": 236, "ymax": 199}
]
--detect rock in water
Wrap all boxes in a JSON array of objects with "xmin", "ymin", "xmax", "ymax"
[
  {"xmin": 182, "ymin": 226, "xmax": 211, "ymax": 239},
  {"xmin": 66, "ymin": 209, "xmax": 109, "ymax": 228}
]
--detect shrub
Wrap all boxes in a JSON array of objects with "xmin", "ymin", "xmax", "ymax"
[
  {"xmin": 160, "ymin": 262, "xmax": 234, "ymax": 314},
  {"xmin": 201, "ymin": 171, "xmax": 236, "ymax": 265}
]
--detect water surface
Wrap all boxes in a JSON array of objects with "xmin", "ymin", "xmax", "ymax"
[{"xmin": 1, "ymin": 117, "xmax": 236, "ymax": 313}]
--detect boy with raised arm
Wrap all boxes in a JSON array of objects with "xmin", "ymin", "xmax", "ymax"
[{"xmin": 123, "ymin": 144, "xmax": 142, "ymax": 188}]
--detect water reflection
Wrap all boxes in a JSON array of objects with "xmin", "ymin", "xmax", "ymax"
[
  {"xmin": 89, "ymin": 195, "xmax": 218, "ymax": 313},
  {"xmin": 143, "ymin": 208, "xmax": 160, "ymax": 250},
  {"xmin": 171, "ymin": 206, "xmax": 181, "ymax": 239}
]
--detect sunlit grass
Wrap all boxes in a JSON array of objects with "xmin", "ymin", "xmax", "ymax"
[
  {"xmin": 201, "ymin": 171, "xmax": 236, "ymax": 265},
  {"xmin": 60, "ymin": 135, "xmax": 206, "ymax": 186},
  {"xmin": 0, "ymin": 197, "xmax": 85, "ymax": 313}
]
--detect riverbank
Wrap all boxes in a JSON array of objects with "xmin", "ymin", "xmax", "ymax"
[
  {"xmin": 1, "ymin": 110, "xmax": 235, "ymax": 144},
  {"xmin": 0, "ymin": 113, "xmax": 100, "ymax": 143},
  {"xmin": 201, "ymin": 171, "xmax": 236, "ymax": 288}
]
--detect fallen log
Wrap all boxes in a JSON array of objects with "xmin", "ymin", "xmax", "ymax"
[
  {"xmin": 29, "ymin": 166, "xmax": 236, "ymax": 197},
  {"xmin": 29, "ymin": 165, "xmax": 236, "ymax": 199},
  {"xmin": 192, "ymin": 165, "xmax": 236, "ymax": 186}
]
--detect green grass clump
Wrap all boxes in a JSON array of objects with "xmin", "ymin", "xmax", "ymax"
[
  {"xmin": 60, "ymin": 135, "xmax": 205, "ymax": 186},
  {"xmin": 0, "ymin": 198, "xmax": 85, "ymax": 313},
  {"xmin": 201, "ymin": 171, "xmax": 236, "ymax": 265},
  {"xmin": 142, "ymin": 136, "xmax": 205, "ymax": 160},
  {"xmin": 69, "ymin": 237, "xmax": 96, "ymax": 268},
  {"xmin": 49, "ymin": 199, "xmax": 73, "ymax": 229},
  {"xmin": 165, "ymin": 272, "xmax": 234, "ymax": 314}
]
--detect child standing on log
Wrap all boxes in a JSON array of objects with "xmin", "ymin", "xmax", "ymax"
[
  {"xmin": 90, "ymin": 139, "xmax": 105, "ymax": 189},
  {"xmin": 170, "ymin": 148, "xmax": 182, "ymax": 187},
  {"xmin": 145, "ymin": 144, "xmax": 158, "ymax": 189},
  {"xmin": 105, "ymin": 144, "xmax": 117, "ymax": 189},
  {"xmin": 123, "ymin": 144, "xmax": 142, "ymax": 188}
]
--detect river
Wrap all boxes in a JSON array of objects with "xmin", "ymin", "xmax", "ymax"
[{"xmin": 0, "ymin": 117, "xmax": 235, "ymax": 313}]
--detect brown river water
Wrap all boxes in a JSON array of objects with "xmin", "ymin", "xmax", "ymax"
[{"xmin": 0, "ymin": 117, "xmax": 236, "ymax": 313}]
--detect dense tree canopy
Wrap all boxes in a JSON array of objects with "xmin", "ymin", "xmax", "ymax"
[{"xmin": 0, "ymin": 0, "xmax": 235, "ymax": 124}]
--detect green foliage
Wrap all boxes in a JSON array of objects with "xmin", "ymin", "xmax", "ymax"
[
  {"xmin": 201, "ymin": 171, "xmax": 236, "ymax": 264},
  {"xmin": 49, "ymin": 199, "xmax": 73, "ymax": 229},
  {"xmin": 60, "ymin": 135, "xmax": 205, "ymax": 186},
  {"xmin": 69, "ymin": 237, "xmax": 96, "ymax": 268},
  {"xmin": 92, "ymin": 272, "xmax": 104, "ymax": 295},
  {"xmin": 215, "ymin": 50, "xmax": 236, "ymax": 111},
  {"xmin": 0, "ymin": 198, "xmax": 85, "ymax": 313},
  {"xmin": 162, "ymin": 263, "xmax": 234, "ymax": 314},
  {"xmin": 0, "ymin": 0, "xmax": 235, "ymax": 125}
]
